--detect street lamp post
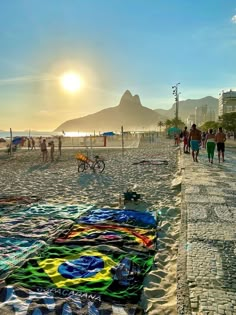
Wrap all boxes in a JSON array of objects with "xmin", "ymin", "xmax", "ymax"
[{"xmin": 172, "ymin": 83, "xmax": 180, "ymax": 128}]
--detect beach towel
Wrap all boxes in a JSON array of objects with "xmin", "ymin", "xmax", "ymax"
[
  {"xmin": 0, "ymin": 217, "xmax": 73, "ymax": 241},
  {"xmin": 0, "ymin": 195, "xmax": 40, "ymax": 205},
  {"xmin": 0, "ymin": 196, "xmax": 40, "ymax": 216},
  {"xmin": 54, "ymin": 224, "xmax": 156, "ymax": 252},
  {"xmin": 4, "ymin": 203, "xmax": 93, "ymax": 220},
  {"xmin": 76, "ymin": 208, "xmax": 156, "ymax": 229},
  {"xmin": 6, "ymin": 244, "xmax": 153, "ymax": 303},
  {"xmin": 0, "ymin": 204, "xmax": 23, "ymax": 216},
  {"xmin": 0, "ymin": 237, "xmax": 45, "ymax": 279},
  {"xmin": 0, "ymin": 285, "xmax": 143, "ymax": 314}
]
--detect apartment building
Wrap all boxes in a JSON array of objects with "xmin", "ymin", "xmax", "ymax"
[{"xmin": 218, "ymin": 90, "xmax": 236, "ymax": 116}]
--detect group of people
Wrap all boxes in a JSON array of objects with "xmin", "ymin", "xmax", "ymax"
[
  {"xmin": 39, "ymin": 137, "xmax": 62, "ymax": 163},
  {"xmin": 27, "ymin": 137, "xmax": 36, "ymax": 150},
  {"xmin": 179, "ymin": 124, "xmax": 226, "ymax": 164}
]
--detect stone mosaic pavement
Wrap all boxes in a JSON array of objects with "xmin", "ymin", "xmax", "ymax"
[{"xmin": 181, "ymin": 146, "xmax": 236, "ymax": 315}]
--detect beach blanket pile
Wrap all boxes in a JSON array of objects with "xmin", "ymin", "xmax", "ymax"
[{"xmin": 0, "ymin": 201, "xmax": 157, "ymax": 314}]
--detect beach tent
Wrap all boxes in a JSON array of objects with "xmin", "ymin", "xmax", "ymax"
[
  {"xmin": 102, "ymin": 131, "xmax": 116, "ymax": 136},
  {"xmin": 167, "ymin": 127, "xmax": 181, "ymax": 137}
]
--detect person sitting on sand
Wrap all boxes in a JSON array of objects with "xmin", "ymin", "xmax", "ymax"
[
  {"xmin": 41, "ymin": 139, "xmax": 48, "ymax": 162},
  {"xmin": 205, "ymin": 129, "xmax": 216, "ymax": 164},
  {"xmin": 215, "ymin": 127, "xmax": 226, "ymax": 163},
  {"xmin": 189, "ymin": 124, "xmax": 201, "ymax": 162}
]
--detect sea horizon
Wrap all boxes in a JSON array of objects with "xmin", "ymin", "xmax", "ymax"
[{"xmin": 0, "ymin": 130, "xmax": 98, "ymax": 138}]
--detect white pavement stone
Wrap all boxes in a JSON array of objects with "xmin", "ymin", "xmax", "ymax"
[{"xmin": 181, "ymin": 148, "xmax": 236, "ymax": 314}]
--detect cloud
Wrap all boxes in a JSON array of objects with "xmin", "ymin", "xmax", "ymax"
[
  {"xmin": 231, "ymin": 15, "xmax": 236, "ymax": 24},
  {"xmin": 0, "ymin": 74, "xmax": 56, "ymax": 86}
]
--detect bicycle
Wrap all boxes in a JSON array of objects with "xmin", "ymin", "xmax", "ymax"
[{"xmin": 75, "ymin": 153, "xmax": 105, "ymax": 173}]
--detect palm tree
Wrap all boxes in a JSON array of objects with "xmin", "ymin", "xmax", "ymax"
[{"xmin": 158, "ymin": 121, "xmax": 164, "ymax": 134}]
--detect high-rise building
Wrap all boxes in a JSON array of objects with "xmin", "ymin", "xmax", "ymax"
[
  {"xmin": 194, "ymin": 105, "xmax": 216, "ymax": 125},
  {"xmin": 206, "ymin": 109, "xmax": 216, "ymax": 122},
  {"xmin": 195, "ymin": 107, "xmax": 200, "ymax": 125},
  {"xmin": 186, "ymin": 114, "xmax": 195, "ymax": 127},
  {"xmin": 218, "ymin": 90, "xmax": 236, "ymax": 117}
]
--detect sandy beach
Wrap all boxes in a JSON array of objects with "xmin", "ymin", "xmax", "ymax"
[{"xmin": 0, "ymin": 138, "xmax": 181, "ymax": 314}]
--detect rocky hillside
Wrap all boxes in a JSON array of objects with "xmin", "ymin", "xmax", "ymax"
[
  {"xmin": 155, "ymin": 96, "xmax": 218, "ymax": 121},
  {"xmin": 55, "ymin": 90, "xmax": 164, "ymax": 132}
]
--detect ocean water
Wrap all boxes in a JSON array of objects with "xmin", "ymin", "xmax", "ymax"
[
  {"xmin": 0, "ymin": 131, "xmax": 61, "ymax": 139},
  {"xmin": 0, "ymin": 131, "xmax": 89, "ymax": 139}
]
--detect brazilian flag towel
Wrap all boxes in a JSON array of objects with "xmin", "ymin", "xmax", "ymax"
[{"xmin": 6, "ymin": 245, "xmax": 153, "ymax": 302}]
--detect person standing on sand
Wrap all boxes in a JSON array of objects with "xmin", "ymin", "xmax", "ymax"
[
  {"xmin": 58, "ymin": 136, "xmax": 62, "ymax": 156},
  {"xmin": 189, "ymin": 124, "xmax": 201, "ymax": 162},
  {"xmin": 39, "ymin": 136, "xmax": 42, "ymax": 148},
  {"xmin": 215, "ymin": 127, "xmax": 226, "ymax": 163},
  {"xmin": 174, "ymin": 133, "xmax": 180, "ymax": 146},
  {"xmin": 41, "ymin": 139, "xmax": 48, "ymax": 162},
  {"xmin": 205, "ymin": 129, "xmax": 216, "ymax": 164},
  {"xmin": 50, "ymin": 141, "xmax": 55, "ymax": 162},
  {"xmin": 31, "ymin": 137, "xmax": 36, "ymax": 150},
  {"xmin": 27, "ymin": 138, "xmax": 31, "ymax": 151}
]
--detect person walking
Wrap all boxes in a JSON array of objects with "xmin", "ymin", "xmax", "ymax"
[
  {"xmin": 215, "ymin": 127, "xmax": 226, "ymax": 163},
  {"xmin": 182, "ymin": 126, "xmax": 190, "ymax": 153},
  {"xmin": 201, "ymin": 131, "xmax": 206, "ymax": 149},
  {"xmin": 189, "ymin": 124, "xmax": 201, "ymax": 162},
  {"xmin": 205, "ymin": 129, "xmax": 216, "ymax": 164}
]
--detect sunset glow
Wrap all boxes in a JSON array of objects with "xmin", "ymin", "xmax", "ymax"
[{"xmin": 60, "ymin": 72, "xmax": 82, "ymax": 93}]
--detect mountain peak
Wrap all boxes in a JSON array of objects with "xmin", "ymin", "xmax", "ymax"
[
  {"xmin": 123, "ymin": 90, "xmax": 132, "ymax": 97},
  {"xmin": 55, "ymin": 89, "xmax": 161, "ymax": 132},
  {"xmin": 119, "ymin": 90, "xmax": 142, "ymax": 108}
]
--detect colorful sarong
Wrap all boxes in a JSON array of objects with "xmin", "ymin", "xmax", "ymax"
[{"xmin": 54, "ymin": 224, "xmax": 156, "ymax": 252}]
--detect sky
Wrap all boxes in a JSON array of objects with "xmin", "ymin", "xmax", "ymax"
[{"xmin": 0, "ymin": 0, "xmax": 236, "ymax": 131}]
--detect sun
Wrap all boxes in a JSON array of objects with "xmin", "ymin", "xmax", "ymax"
[{"xmin": 60, "ymin": 72, "xmax": 82, "ymax": 93}]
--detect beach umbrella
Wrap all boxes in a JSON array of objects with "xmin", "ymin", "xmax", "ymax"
[
  {"xmin": 12, "ymin": 137, "xmax": 24, "ymax": 145},
  {"xmin": 102, "ymin": 132, "xmax": 116, "ymax": 136}
]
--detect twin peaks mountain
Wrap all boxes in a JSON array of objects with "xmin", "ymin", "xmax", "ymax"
[
  {"xmin": 55, "ymin": 90, "xmax": 219, "ymax": 132},
  {"xmin": 55, "ymin": 90, "xmax": 163, "ymax": 132}
]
